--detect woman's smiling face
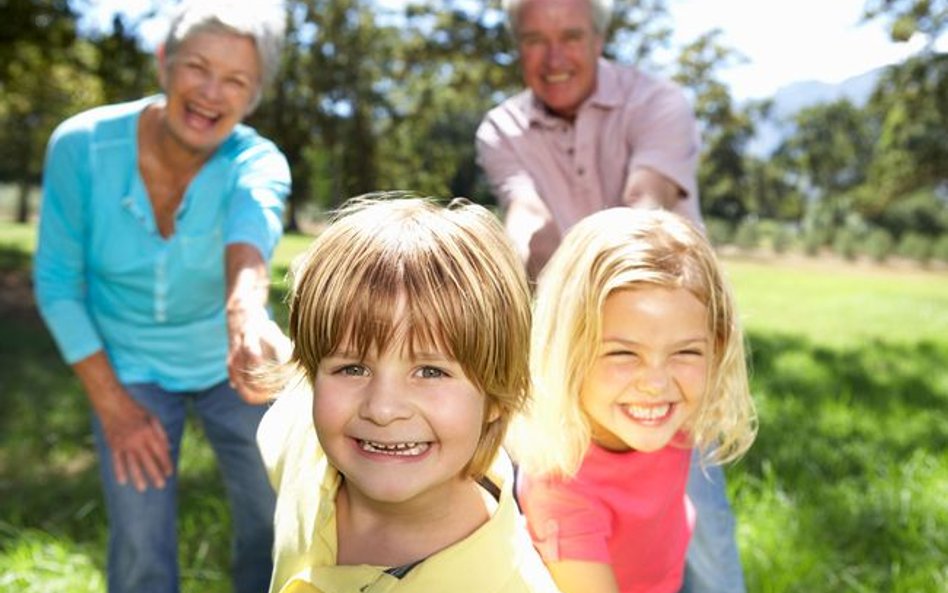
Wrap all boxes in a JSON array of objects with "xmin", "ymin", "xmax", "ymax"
[{"xmin": 158, "ymin": 30, "xmax": 260, "ymax": 155}]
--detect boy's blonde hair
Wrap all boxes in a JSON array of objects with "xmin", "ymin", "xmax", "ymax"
[
  {"xmin": 508, "ymin": 208, "xmax": 757, "ymax": 477},
  {"xmin": 287, "ymin": 195, "xmax": 531, "ymax": 479}
]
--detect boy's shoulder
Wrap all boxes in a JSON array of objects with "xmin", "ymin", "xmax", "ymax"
[{"xmin": 257, "ymin": 380, "xmax": 321, "ymax": 487}]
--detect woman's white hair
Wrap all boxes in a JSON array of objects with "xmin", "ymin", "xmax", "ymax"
[{"xmin": 163, "ymin": 0, "xmax": 286, "ymax": 110}]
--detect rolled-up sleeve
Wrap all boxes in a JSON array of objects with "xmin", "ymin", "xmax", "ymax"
[
  {"xmin": 225, "ymin": 141, "xmax": 291, "ymax": 261},
  {"xmin": 627, "ymin": 81, "xmax": 701, "ymax": 201},
  {"xmin": 33, "ymin": 123, "xmax": 104, "ymax": 364},
  {"xmin": 475, "ymin": 112, "xmax": 543, "ymax": 211}
]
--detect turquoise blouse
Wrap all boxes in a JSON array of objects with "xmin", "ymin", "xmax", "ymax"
[{"xmin": 34, "ymin": 96, "xmax": 291, "ymax": 391}]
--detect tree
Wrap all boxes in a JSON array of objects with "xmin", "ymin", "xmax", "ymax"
[
  {"xmin": 674, "ymin": 30, "xmax": 756, "ymax": 222},
  {"xmin": 865, "ymin": 52, "xmax": 948, "ymax": 207},
  {"xmin": 0, "ymin": 0, "xmax": 106, "ymax": 222},
  {"xmin": 863, "ymin": 0, "xmax": 947, "ymax": 45}
]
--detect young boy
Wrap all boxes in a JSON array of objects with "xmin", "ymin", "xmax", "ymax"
[{"xmin": 256, "ymin": 197, "xmax": 560, "ymax": 593}]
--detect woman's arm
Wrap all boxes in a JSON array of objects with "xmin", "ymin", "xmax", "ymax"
[
  {"xmin": 225, "ymin": 243, "xmax": 290, "ymax": 403},
  {"xmin": 73, "ymin": 352, "xmax": 173, "ymax": 492}
]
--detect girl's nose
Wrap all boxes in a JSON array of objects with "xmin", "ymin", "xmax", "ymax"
[{"xmin": 635, "ymin": 365, "xmax": 670, "ymax": 397}]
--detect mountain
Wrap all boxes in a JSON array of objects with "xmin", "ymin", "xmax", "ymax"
[{"xmin": 746, "ymin": 67, "xmax": 884, "ymax": 156}]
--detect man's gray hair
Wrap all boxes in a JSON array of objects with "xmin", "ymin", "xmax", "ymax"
[
  {"xmin": 502, "ymin": 0, "xmax": 614, "ymax": 37},
  {"xmin": 163, "ymin": 0, "xmax": 286, "ymax": 110}
]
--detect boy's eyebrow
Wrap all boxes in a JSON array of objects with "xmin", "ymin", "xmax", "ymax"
[{"xmin": 412, "ymin": 350, "xmax": 455, "ymax": 362}]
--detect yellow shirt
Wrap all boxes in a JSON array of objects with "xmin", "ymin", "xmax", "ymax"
[{"xmin": 256, "ymin": 385, "xmax": 561, "ymax": 593}]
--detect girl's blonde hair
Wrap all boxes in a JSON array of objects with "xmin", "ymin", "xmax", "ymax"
[
  {"xmin": 287, "ymin": 195, "xmax": 531, "ymax": 479},
  {"xmin": 508, "ymin": 208, "xmax": 757, "ymax": 477}
]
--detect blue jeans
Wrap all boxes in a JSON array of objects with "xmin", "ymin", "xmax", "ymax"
[
  {"xmin": 679, "ymin": 452, "xmax": 746, "ymax": 593},
  {"xmin": 92, "ymin": 381, "xmax": 275, "ymax": 593}
]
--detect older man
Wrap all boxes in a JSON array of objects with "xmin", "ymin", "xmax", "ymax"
[{"xmin": 476, "ymin": 1, "xmax": 745, "ymax": 592}]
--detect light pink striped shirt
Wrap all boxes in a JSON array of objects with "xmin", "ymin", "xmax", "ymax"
[{"xmin": 476, "ymin": 59, "xmax": 701, "ymax": 271}]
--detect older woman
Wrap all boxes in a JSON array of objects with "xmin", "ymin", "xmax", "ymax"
[{"xmin": 33, "ymin": 2, "xmax": 289, "ymax": 592}]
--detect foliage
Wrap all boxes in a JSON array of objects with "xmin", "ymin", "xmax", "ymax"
[
  {"xmin": 862, "ymin": 227, "xmax": 896, "ymax": 262},
  {"xmin": 832, "ymin": 227, "xmax": 860, "ymax": 260},
  {"xmin": 897, "ymin": 231, "xmax": 934, "ymax": 263},
  {"xmin": 934, "ymin": 234, "xmax": 948, "ymax": 263},
  {"xmin": 734, "ymin": 217, "xmax": 760, "ymax": 251},
  {"xmin": 674, "ymin": 30, "xmax": 755, "ymax": 222},
  {"xmin": 704, "ymin": 217, "xmax": 735, "ymax": 247},
  {"xmin": 863, "ymin": 0, "xmax": 948, "ymax": 45},
  {"xmin": 866, "ymin": 53, "xmax": 948, "ymax": 208}
]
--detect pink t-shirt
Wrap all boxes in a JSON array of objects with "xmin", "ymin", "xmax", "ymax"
[
  {"xmin": 476, "ymin": 59, "xmax": 701, "ymax": 270},
  {"xmin": 517, "ymin": 443, "xmax": 694, "ymax": 593}
]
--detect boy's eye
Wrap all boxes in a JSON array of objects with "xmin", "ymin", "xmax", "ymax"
[
  {"xmin": 337, "ymin": 364, "xmax": 368, "ymax": 377},
  {"xmin": 417, "ymin": 366, "xmax": 448, "ymax": 379}
]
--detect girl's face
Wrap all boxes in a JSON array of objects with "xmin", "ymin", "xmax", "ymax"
[
  {"xmin": 580, "ymin": 286, "xmax": 710, "ymax": 453},
  {"xmin": 311, "ymin": 333, "xmax": 492, "ymax": 511}
]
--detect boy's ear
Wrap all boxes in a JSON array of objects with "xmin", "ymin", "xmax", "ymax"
[{"xmin": 485, "ymin": 400, "xmax": 502, "ymax": 424}]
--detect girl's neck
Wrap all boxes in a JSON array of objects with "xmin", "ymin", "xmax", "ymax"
[{"xmin": 335, "ymin": 476, "xmax": 492, "ymax": 567}]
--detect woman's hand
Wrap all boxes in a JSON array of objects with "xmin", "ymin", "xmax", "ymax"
[
  {"xmin": 99, "ymin": 394, "xmax": 174, "ymax": 492},
  {"xmin": 73, "ymin": 352, "xmax": 174, "ymax": 492},
  {"xmin": 227, "ymin": 306, "xmax": 291, "ymax": 404}
]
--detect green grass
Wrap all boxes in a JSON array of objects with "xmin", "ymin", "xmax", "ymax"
[
  {"xmin": 1, "ymin": 223, "xmax": 946, "ymax": 592},
  {"xmin": 725, "ymin": 259, "xmax": 948, "ymax": 592}
]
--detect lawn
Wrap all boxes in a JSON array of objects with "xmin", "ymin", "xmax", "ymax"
[{"xmin": 1, "ymin": 222, "xmax": 946, "ymax": 592}]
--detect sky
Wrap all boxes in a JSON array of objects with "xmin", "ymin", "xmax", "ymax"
[{"xmin": 82, "ymin": 0, "xmax": 946, "ymax": 101}]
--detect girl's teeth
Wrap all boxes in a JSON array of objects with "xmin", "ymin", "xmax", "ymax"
[{"xmin": 624, "ymin": 403, "xmax": 672, "ymax": 421}]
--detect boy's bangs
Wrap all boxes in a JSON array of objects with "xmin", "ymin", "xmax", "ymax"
[{"xmin": 324, "ymin": 245, "xmax": 476, "ymax": 374}]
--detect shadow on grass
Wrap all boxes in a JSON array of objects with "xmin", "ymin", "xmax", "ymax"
[{"xmin": 734, "ymin": 331, "xmax": 948, "ymax": 592}]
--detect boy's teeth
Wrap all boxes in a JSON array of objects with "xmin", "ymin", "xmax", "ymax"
[
  {"xmin": 359, "ymin": 440, "xmax": 429, "ymax": 456},
  {"xmin": 624, "ymin": 403, "xmax": 672, "ymax": 421}
]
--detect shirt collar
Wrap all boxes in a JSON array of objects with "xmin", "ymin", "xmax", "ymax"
[{"xmin": 280, "ymin": 452, "xmax": 532, "ymax": 593}]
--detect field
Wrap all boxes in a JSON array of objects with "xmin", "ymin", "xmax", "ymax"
[{"xmin": 1, "ymin": 221, "xmax": 946, "ymax": 592}]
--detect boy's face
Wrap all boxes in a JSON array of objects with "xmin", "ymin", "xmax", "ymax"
[
  {"xmin": 580, "ymin": 286, "xmax": 709, "ymax": 453},
  {"xmin": 312, "ymin": 335, "xmax": 491, "ymax": 508}
]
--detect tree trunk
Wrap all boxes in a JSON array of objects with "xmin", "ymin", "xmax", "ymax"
[{"xmin": 15, "ymin": 181, "xmax": 30, "ymax": 223}]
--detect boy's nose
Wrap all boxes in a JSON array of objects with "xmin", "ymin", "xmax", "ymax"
[{"xmin": 359, "ymin": 378, "xmax": 412, "ymax": 425}]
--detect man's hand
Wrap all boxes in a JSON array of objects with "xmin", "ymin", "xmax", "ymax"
[{"xmin": 622, "ymin": 167, "xmax": 682, "ymax": 211}]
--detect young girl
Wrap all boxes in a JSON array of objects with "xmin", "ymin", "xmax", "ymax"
[
  {"xmin": 507, "ymin": 208, "xmax": 758, "ymax": 593},
  {"xmin": 256, "ymin": 196, "xmax": 561, "ymax": 593}
]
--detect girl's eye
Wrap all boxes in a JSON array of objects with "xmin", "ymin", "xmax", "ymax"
[
  {"xmin": 605, "ymin": 349, "xmax": 636, "ymax": 358},
  {"xmin": 676, "ymin": 349, "xmax": 705, "ymax": 359},
  {"xmin": 418, "ymin": 366, "xmax": 448, "ymax": 379}
]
